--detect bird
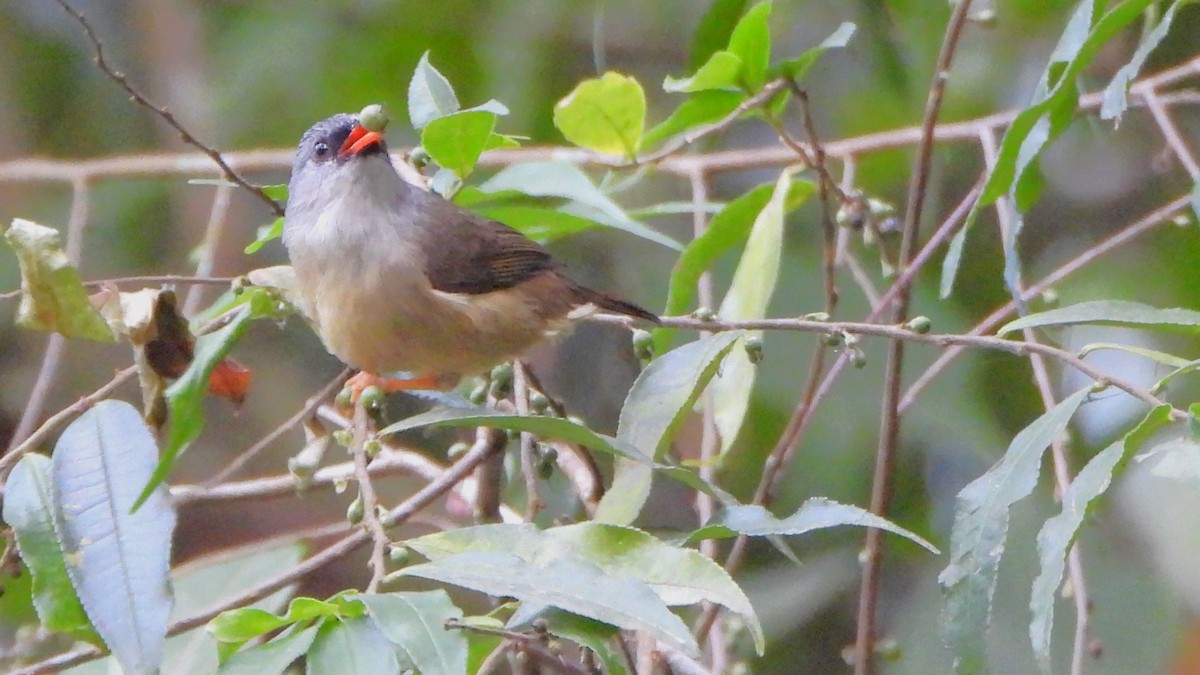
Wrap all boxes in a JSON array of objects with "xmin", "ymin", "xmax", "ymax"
[{"xmin": 282, "ymin": 110, "xmax": 659, "ymax": 398}]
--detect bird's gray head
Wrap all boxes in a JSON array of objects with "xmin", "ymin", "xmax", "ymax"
[{"xmin": 283, "ymin": 112, "xmax": 401, "ymax": 246}]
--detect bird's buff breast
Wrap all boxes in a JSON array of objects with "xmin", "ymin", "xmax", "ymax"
[{"xmin": 293, "ymin": 249, "xmax": 565, "ymax": 379}]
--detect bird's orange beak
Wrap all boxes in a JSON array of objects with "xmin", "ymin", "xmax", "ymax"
[{"xmin": 339, "ymin": 124, "xmax": 383, "ymax": 156}]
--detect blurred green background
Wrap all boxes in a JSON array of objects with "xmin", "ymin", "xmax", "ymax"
[{"xmin": 3, "ymin": 0, "xmax": 1200, "ymax": 672}]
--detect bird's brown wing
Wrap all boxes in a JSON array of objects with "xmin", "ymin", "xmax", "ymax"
[{"xmin": 419, "ymin": 209, "xmax": 557, "ymax": 295}]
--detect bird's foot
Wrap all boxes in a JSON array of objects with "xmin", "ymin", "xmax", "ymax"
[{"xmin": 338, "ymin": 371, "xmax": 450, "ymax": 409}]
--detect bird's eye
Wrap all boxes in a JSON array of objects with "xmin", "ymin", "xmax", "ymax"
[{"xmin": 313, "ymin": 141, "xmax": 330, "ymax": 158}]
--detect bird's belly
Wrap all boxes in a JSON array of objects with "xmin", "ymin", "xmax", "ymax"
[{"xmin": 302, "ymin": 268, "xmax": 564, "ymax": 378}]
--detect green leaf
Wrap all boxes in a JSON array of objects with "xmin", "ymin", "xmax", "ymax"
[
  {"xmin": 554, "ymin": 72, "xmax": 646, "ymax": 158},
  {"xmin": 3, "ymin": 454, "xmax": 96, "ymax": 642},
  {"xmin": 774, "ymin": 21, "xmax": 857, "ymax": 80},
  {"xmin": 654, "ymin": 179, "xmax": 812, "ymax": 353},
  {"xmin": 689, "ymin": 499, "xmax": 938, "ymax": 553},
  {"xmin": 1030, "ymin": 405, "xmax": 1171, "ymax": 672},
  {"xmin": 307, "ymin": 616, "xmax": 407, "ymax": 675},
  {"xmin": 596, "ymin": 332, "xmax": 743, "ymax": 525},
  {"xmin": 406, "ymin": 521, "xmax": 761, "ymax": 652},
  {"xmin": 1138, "ymin": 429, "xmax": 1200, "ymax": 481},
  {"xmin": 378, "ymin": 403, "xmax": 652, "ymax": 463},
  {"xmin": 400, "ymin": 550, "xmax": 699, "ymax": 657},
  {"xmin": 1101, "ymin": 2, "xmax": 1190, "ymax": 121},
  {"xmin": 1076, "ymin": 342, "xmax": 1191, "ymax": 369},
  {"xmin": 217, "ymin": 624, "xmax": 320, "ymax": 675},
  {"xmin": 408, "ymin": 51, "xmax": 460, "ymax": 129},
  {"xmin": 209, "ymin": 597, "xmax": 345, "ymax": 644},
  {"xmin": 4, "ymin": 218, "xmax": 114, "ymax": 342},
  {"xmin": 688, "ymin": 0, "xmax": 749, "ymax": 70},
  {"xmin": 939, "ymin": 387, "xmax": 1093, "ymax": 674},
  {"xmin": 360, "ymin": 591, "xmax": 467, "ymax": 675},
  {"xmin": 726, "ymin": 0, "xmax": 772, "ymax": 91},
  {"xmin": 663, "ymin": 51, "xmax": 743, "ymax": 93},
  {"xmin": 421, "ymin": 110, "xmax": 498, "ymax": 179},
  {"xmin": 642, "ymin": 91, "xmax": 744, "ymax": 149},
  {"xmin": 244, "ymin": 217, "xmax": 283, "ymax": 255},
  {"xmin": 52, "ymin": 400, "xmax": 176, "ymax": 675},
  {"xmin": 478, "ymin": 162, "xmax": 683, "ymax": 250},
  {"xmin": 998, "ymin": 300, "xmax": 1200, "ymax": 335},
  {"xmin": 462, "ymin": 203, "xmax": 597, "ymax": 243},
  {"xmin": 711, "ymin": 169, "xmax": 791, "ymax": 456},
  {"xmin": 511, "ymin": 609, "xmax": 625, "ymax": 675},
  {"xmin": 135, "ymin": 304, "xmax": 255, "ymax": 510}
]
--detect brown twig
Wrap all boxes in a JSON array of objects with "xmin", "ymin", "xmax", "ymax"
[
  {"xmin": 349, "ymin": 399, "xmax": 389, "ymax": 593},
  {"xmin": 51, "ymin": 0, "xmax": 284, "ymax": 218},
  {"xmin": 512, "ymin": 361, "xmax": 544, "ymax": 520},
  {"xmin": 852, "ymin": 1, "xmax": 972, "ymax": 670}
]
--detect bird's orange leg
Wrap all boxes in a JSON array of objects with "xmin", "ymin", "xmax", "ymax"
[{"xmin": 340, "ymin": 371, "xmax": 447, "ymax": 407}]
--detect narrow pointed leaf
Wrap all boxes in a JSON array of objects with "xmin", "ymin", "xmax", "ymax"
[
  {"xmin": 3, "ymin": 454, "xmax": 96, "ymax": 642},
  {"xmin": 726, "ymin": 1, "xmax": 772, "ymax": 91},
  {"xmin": 1030, "ymin": 404, "xmax": 1171, "ymax": 671},
  {"xmin": 939, "ymin": 387, "xmax": 1092, "ymax": 674},
  {"xmin": 52, "ymin": 400, "xmax": 176, "ymax": 675},
  {"xmin": 409, "ymin": 51, "xmax": 459, "ymax": 129},
  {"xmin": 999, "ymin": 300, "xmax": 1200, "ymax": 335},
  {"xmin": 663, "ymin": 51, "xmax": 743, "ymax": 93},
  {"xmin": 360, "ymin": 591, "xmax": 466, "ymax": 675},
  {"xmin": 775, "ymin": 22, "xmax": 857, "ymax": 80},
  {"xmin": 711, "ymin": 169, "xmax": 791, "ymax": 455},
  {"xmin": 1100, "ymin": 1, "xmax": 1189, "ymax": 121},
  {"xmin": 4, "ymin": 218, "xmax": 114, "ymax": 342},
  {"xmin": 689, "ymin": 499, "xmax": 938, "ymax": 553},
  {"xmin": 400, "ymin": 550, "xmax": 699, "ymax": 657},
  {"xmin": 597, "ymin": 332, "xmax": 743, "ymax": 525},
  {"xmin": 689, "ymin": 0, "xmax": 749, "ymax": 70},
  {"xmin": 642, "ymin": 90, "xmax": 744, "ymax": 148}
]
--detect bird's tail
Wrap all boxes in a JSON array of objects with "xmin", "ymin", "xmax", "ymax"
[{"xmin": 573, "ymin": 285, "xmax": 661, "ymax": 325}]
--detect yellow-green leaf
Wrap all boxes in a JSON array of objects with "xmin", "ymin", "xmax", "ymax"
[{"xmin": 554, "ymin": 72, "xmax": 646, "ymax": 158}]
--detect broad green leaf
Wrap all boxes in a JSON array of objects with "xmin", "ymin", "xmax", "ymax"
[
  {"xmin": 407, "ymin": 521, "xmax": 763, "ymax": 652},
  {"xmin": 3, "ymin": 454, "xmax": 96, "ymax": 642},
  {"xmin": 380, "ymin": 403, "xmax": 649, "ymax": 462},
  {"xmin": 1154, "ymin": 359, "xmax": 1200, "ymax": 394},
  {"xmin": 711, "ymin": 169, "xmax": 791, "ymax": 456},
  {"xmin": 1030, "ymin": 405, "xmax": 1171, "ymax": 672},
  {"xmin": 1138, "ymin": 429, "xmax": 1200, "ymax": 481},
  {"xmin": 628, "ymin": 201, "xmax": 726, "ymax": 219},
  {"xmin": 774, "ymin": 22, "xmax": 857, "ymax": 80},
  {"xmin": 0, "ymin": 564, "xmax": 36, "ymax": 631},
  {"xmin": 554, "ymin": 72, "xmax": 646, "ymax": 158},
  {"xmin": 642, "ymin": 91, "xmax": 744, "ymax": 149},
  {"xmin": 421, "ymin": 110, "xmax": 498, "ymax": 179},
  {"xmin": 4, "ymin": 218, "xmax": 114, "ymax": 342},
  {"xmin": 217, "ymin": 624, "xmax": 320, "ymax": 675},
  {"xmin": 209, "ymin": 597, "xmax": 345, "ymax": 644},
  {"xmin": 653, "ymin": 179, "xmax": 812, "ymax": 353},
  {"xmin": 689, "ymin": 0, "xmax": 749, "ymax": 70},
  {"xmin": 244, "ymin": 218, "xmax": 283, "ymax": 255},
  {"xmin": 596, "ymin": 332, "xmax": 743, "ymax": 525},
  {"xmin": 663, "ymin": 51, "xmax": 743, "ymax": 93},
  {"xmin": 478, "ymin": 162, "xmax": 683, "ymax": 250},
  {"xmin": 400, "ymin": 550, "xmax": 699, "ymax": 657},
  {"xmin": 689, "ymin": 500, "xmax": 938, "ymax": 553},
  {"xmin": 136, "ymin": 304, "xmax": 255, "ymax": 510},
  {"xmin": 939, "ymin": 387, "xmax": 1093, "ymax": 674},
  {"xmin": 999, "ymin": 300, "xmax": 1200, "ymax": 335},
  {"xmin": 360, "ymin": 591, "xmax": 467, "ymax": 675},
  {"xmin": 307, "ymin": 616, "xmax": 407, "ymax": 675},
  {"xmin": 52, "ymin": 400, "xmax": 176, "ymax": 675},
  {"xmin": 726, "ymin": 0, "xmax": 772, "ymax": 91},
  {"xmin": 1101, "ymin": 1, "xmax": 1190, "ymax": 121},
  {"xmin": 408, "ymin": 51, "xmax": 459, "ymax": 129}
]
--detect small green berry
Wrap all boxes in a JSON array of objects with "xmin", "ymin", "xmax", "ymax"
[
  {"xmin": 851, "ymin": 349, "xmax": 868, "ymax": 369},
  {"xmin": 691, "ymin": 306, "xmax": 716, "ymax": 322},
  {"xmin": 358, "ymin": 104, "xmax": 389, "ymax": 132},
  {"xmin": 904, "ymin": 316, "xmax": 932, "ymax": 334},
  {"xmin": 364, "ymin": 438, "xmax": 383, "ymax": 458},
  {"xmin": 346, "ymin": 494, "xmax": 365, "ymax": 524},
  {"xmin": 360, "ymin": 385, "xmax": 385, "ymax": 411},
  {"xmin": 447, "ymin": 441, "xmax": 470, "ymax": 459},
  {"xmin": 408, "ymin": 146, "xmax": 430, "ymax": 169},
  {"xmin": 529, "ymin": 391, "xmax": 550, "ymax": 414},
  {"xmin": 632, "ymin": 328, "xmax": 654, "ymax": 360},
  {"xmin": 468, "ymin": 382, "xmax": 487, "ymax": 405},
  {"xmin": 389, "ymin": 545, "xmax": 411, "ymax": 567},
  {"xmin": 335, "ymin": 387, "xmax": 353, "ymax": 409},
  {"xmin": 332, "ymin": 429, "xmax": 354, "ymax": 448},
  {"xmin": 743, "ymin": 335, "xmax": 764, "ymax": 364},
  {"xmin": 820, "ymin": 332, "xmax": 843, "ymax": 346},
  {"xmin": 537, "ymin": 446, "xmax": 558, "ymax": 479}
]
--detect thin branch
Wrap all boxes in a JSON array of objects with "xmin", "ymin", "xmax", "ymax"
[
  {"xmin": 0, "ymin": 366, "xmax": 137, "ymax": 482},
  {"xmin": 1, "ymin": 275, "xmax": 236, "ymax": 302},
  {"xmin": 205, "ymin": 369, "xmax": 350, "ymax": 486},
  {"xmin": 51, "ymin": 0, "xmax": 284, "ymax": 218},
  {"xmin": 350, "ymin": 400, "xmax": 389, "ymax": 593},
  {"xmin": 182, "ymin": 183, "xmax": 233, "ymax": 316},
  {"xmin": 855, "ymin": 2, "xmax": 974, "ymax": 671},
  {"xmin": 1143, "ymin": 86, "xmax": 1200, "ymax": 179},
  {"xmin": 513, "ymin": 361, "xmax": 544, "ymax": 520}
]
